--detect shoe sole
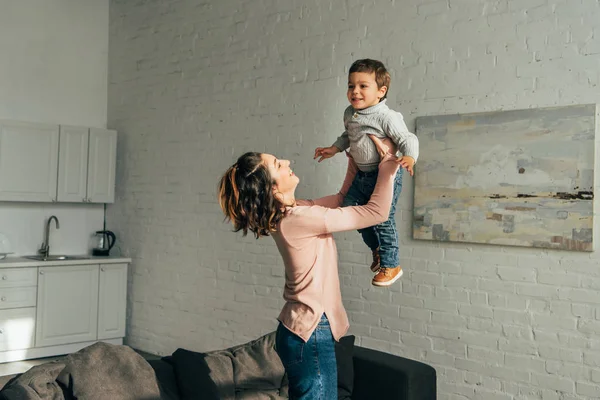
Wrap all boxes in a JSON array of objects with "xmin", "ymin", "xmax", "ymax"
[{"xmin": 372, "ymin": 268, "xmax": 403, "ymax": 287}]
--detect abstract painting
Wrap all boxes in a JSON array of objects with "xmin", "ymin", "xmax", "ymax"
[{"xmin": 413, "ymin": 104, "xmax": 597, "ymax": 251}]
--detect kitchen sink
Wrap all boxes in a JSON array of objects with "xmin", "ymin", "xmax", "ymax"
[{"xmin": 24, "ymin": 255, "xmax": 91, "ymax": 262}]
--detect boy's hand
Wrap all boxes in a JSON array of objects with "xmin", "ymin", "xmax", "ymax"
[
  {"xmin": 397, "ymin": 156, "xmax": 415, "ymax": 176},
  {"xmin": 314, "ymin": 146, "xmax": 339, "ymax": 162}
]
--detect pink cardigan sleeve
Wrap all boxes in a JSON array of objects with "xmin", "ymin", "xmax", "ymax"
[
  {"xmin": 296, "ymin": 155, "xmax": 358, "ymax": 208},
  {"xmin": 294, "ymin": 156, "xmax": 399, "ymax": 235}
]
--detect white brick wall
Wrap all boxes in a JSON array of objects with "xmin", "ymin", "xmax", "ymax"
[{"xmin": 108, "ymin": 0, "xmax": 600, "ymax": 398}]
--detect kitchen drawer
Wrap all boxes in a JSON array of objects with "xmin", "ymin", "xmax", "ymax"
[
  {"xmin": 0, "ymin": 307, "xmax": 36, "ymax": 351},
  {"xmin": 0, "ymin": 287, "xmax": 36, "ymax": 309},
  {"xmin": 0, "ymin": 268, "xmax": 37, "ymax": 288}
]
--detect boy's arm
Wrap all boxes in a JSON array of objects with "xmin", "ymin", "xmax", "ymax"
[
  {"xmin": 314, "ymin": 107, "xmax": 352, "ymax": 162},
  {"xmin": 332, "ymin": 131, "xmax": 350, "ymax": 153},
  {"xmin": 332, "ymin": 106, "xmax": 354, "ymax": 152},
  {"xmin": 383, "ymin": 112, "xmax": 419, "ymax": 162}
]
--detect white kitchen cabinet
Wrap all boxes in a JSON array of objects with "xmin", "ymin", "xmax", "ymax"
[
  {"xmin": 57, "ymin": 125, "xmax": 89, "ymax": 202},
  {"xmin": 87, "ymin": 128, "xmax": 117, "ymax": 203},
  {"xmin": 35, "ymin": 265, "xmax": 99, "ymax": 347},
  {"xmin": 0, "ymin": 260, "xmax": 129, "ymax": 364},
  {"xmin": 57, "ymin": 126, "xmax": 117, "ymax": 203},
  {"xmin": 98, "ymin": 263, "xmax": 127, "ymax": 340},
  {"xmin": 0, "ymin": 120, "xmax": 116, "ymax": 204},
  {"xmin": 0, "ymin": 268, "xmax": 38, "ymax": 288},
  {"xmin": 0, "ymin": 287, "xmax": 37, "ymax": 310},
  {"xmin": 0, "ymin": 308, "xmax": 36, "ymax": 352},
  {"xmin": 0, "ymin": 120, "xmax": 59, "ymax": 202}
]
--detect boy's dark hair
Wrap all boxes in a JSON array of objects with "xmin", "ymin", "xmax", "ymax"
[{"xmin": 349, "ymin": 59, "xmax": 391, "ymax": 99}]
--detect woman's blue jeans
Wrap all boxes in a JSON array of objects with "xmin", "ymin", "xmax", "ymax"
[{"xmin": 275, "ymin": 314, "xmax": 337, "ymax": 399}]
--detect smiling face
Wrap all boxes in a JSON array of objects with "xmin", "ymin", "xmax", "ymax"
[
  {"xmin": 261, "ymin": 153, "xmax": 299, "ymax": 203},
  {"xmin": 347, "ymin": 71, "xmax": 388, "ymax": 110}
]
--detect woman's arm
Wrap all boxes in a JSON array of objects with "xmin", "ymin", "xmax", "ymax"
[
  {"xmin": 299, "ymin": 155, "xmax": 398, "ymax": 234},
  {"xmin": 296, "ymin": 154, "xmax": 358, "ymax": 208}
]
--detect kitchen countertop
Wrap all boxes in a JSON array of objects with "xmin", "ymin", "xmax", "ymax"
[{"xmin": 0, "ymin": 256, "xmax": 132, "ymax": 269}]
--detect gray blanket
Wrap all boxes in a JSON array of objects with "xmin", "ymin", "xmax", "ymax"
[{"xmin": 0, "ymin": 342, "xmax": 162, "ymax": 400}]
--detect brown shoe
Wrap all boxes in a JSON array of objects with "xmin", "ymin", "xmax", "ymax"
[
  {"xmin": 372, "ymin": 267, "xmax": 403, "ymax": 287},
  {"xmin": 370, "ymin": 248, "xmax": 380, "ymax": 272}
]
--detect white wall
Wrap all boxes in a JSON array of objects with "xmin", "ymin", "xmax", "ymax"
[
  {"xmin": 108, "ymin": 0, "xmax": 600, "ymax": 399},
  {"xmin": 0, "ymin": 0, "xmax": 109, "ymax": 256}
]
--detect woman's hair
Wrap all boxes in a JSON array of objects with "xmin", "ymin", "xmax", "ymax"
[{"xmin": 218, "ymin": 152, "xmax": 286, "ymax": 238}]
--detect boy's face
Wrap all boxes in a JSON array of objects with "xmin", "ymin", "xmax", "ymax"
[{"xmin": 347, "ymin": 72, "xmax": 387, "ymax": 110}]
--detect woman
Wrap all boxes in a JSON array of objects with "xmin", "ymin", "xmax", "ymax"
[{"xmin": 218, "ymin": 142, "xmax": 399, "ymax": 399}]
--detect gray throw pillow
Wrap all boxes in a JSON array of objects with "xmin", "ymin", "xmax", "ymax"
[
  {"xmin": 235, "ymin": 388, "xmax": 287, "ymax": 399},
  {"xmin": 202, "ymin": 350, "xmax": 236, "ymax": 400},
  {"xmin": 57, "ymin": 342, "xmax": 162, "ymax": 400},
  {"xmin": 231, "ymin": 331, "xmax": 286, "ymax": 393}
]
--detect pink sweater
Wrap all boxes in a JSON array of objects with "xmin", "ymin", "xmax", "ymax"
[{"xmin": 272, "ymin": 155, "xmax": 400, "ymax": 342}]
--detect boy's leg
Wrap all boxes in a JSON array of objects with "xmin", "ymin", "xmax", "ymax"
[
  {"xmin": 342, "ymin": 172, "xmax": 380, "ymax": 269},
  {"xmin": 372, "ymin": 169, "xmax": 404, "ymax": 287}
]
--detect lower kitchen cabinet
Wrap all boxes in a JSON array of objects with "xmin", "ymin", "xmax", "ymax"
[
  {"xmin": 35, "ymin": 262, "xmax": 128, "ymax": 348},
  {"xmin": 0, "ymin": 260, "xmax": 129, "ymax": 363},
  {"xmin": 36, "ymin": 264, "xmax": 99, "ymax": 347},
  {"xmin": 98, "ymin": 263, "xmax": 127, "ymax": 340},
  {"xmin": 0, "ymin": 307, "xmax": 36, "ymax": 351}
]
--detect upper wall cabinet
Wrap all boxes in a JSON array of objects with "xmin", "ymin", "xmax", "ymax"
[
  {"xmin": 87, "ymin": 128, "xmax": 117, "ymax": 203},
  {"xmin": 0, "ymin": 121, "xmax": 59, "ymax": 202},
  {"xmin": 0, "ymin": 120, "xmax": 117, "ymax": 204},
  {"xmin": 57, "ymin": 125, "xmax": 89, "ymax": 202},
  {"xmin": 57, "ymin": 126, "xmax": 116, "ymax": 203}
]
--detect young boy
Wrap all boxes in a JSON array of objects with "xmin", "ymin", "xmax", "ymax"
[{"xmin": 314, "ymin": 58, "xmax": 419, "ymax": 287}]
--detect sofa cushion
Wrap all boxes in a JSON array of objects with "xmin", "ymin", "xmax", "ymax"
[
  {"xmin": 0, "ymin": 361, "xmax": 70, "ymax": 400},
  {"xmin": 235, "ymin": 388, "xmax": 287, "ymax": 399},
  {"xmin": 147, "ymin": 359, "xmax": 180, "ymax": 400},
  {"xmin": 172, "ymin": 348, "xmax": 234, "ymax": 400},
  {"xmin": 57, "ymin": 342, "xmax": 162, "ymax": 400},
  {"xmin": 335, "ymin": 335, "xmax": 355, "ymax": 400},
  {"xmin": 230, "ymin": 331, "xmax": 286, "ymax": 394},
  {"xmin": 172, "ymin": 332, "xmax": 286, "ymax": 399},
  {"xmin": 171, "ymin": 332, "xmax": 355, "ymax": 399}
]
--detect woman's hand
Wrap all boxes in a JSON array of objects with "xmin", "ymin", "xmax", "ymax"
[
  {"xmin": 368, "ymin": 135, "xmax": 397, "ymax": 158},
  {"xmin": 369, "ymin": 135, "xmax": 414, "ymax": 176}
]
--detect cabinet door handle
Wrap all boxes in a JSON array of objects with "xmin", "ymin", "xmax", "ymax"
[
  {"xmin": 39, "ymin": 271, "xmax": 44, "ymax": 275},
  {"xmin": 101, "ymin": 267, "xmax": 105, "ymax": 272},
  {"xmin": 1, "ymin": 275, "xmax": 6, "ymax": 280},
  {"xmin": 1, "ymin": 297, "xmax": 6, "ymax": 302},
  {"xmin": 0, "ymin": 329, "xmax": 3, "ymax": 334},
  {"xmin": 83, "ymin": 197, "xmax": 87, "ymax": 202}
]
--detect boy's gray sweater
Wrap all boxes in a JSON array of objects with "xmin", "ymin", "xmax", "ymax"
[{"xmin": 332, "ymin": 99, "xmax": 419, "ymax": 172}]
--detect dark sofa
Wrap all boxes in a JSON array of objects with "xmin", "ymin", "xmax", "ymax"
[
  {"xmin": 149, "ymin": 332, "xmax": 436, "ymax": 400},
  {"xmin": 0, "ymin": 334, "xmax": 435, "ymax": 400}
]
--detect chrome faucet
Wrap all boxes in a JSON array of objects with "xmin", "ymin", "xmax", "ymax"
[{"xmin": 38, "ymin": 216, "xmax": 60, "ymax": 257}]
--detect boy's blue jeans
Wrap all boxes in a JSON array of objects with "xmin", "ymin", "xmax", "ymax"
[
  {"xmin": 342, "ymin": 168, "xmax": 403, "ymax": 268},
  {"xmin": 275, "ymin": 314, "xmax": 337, "ymax": 399}
]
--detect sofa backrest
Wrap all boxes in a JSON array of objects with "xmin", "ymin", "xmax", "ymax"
[{"xmin": 171, "ymin": 331, "xmax": 287, "ymax": 400}]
